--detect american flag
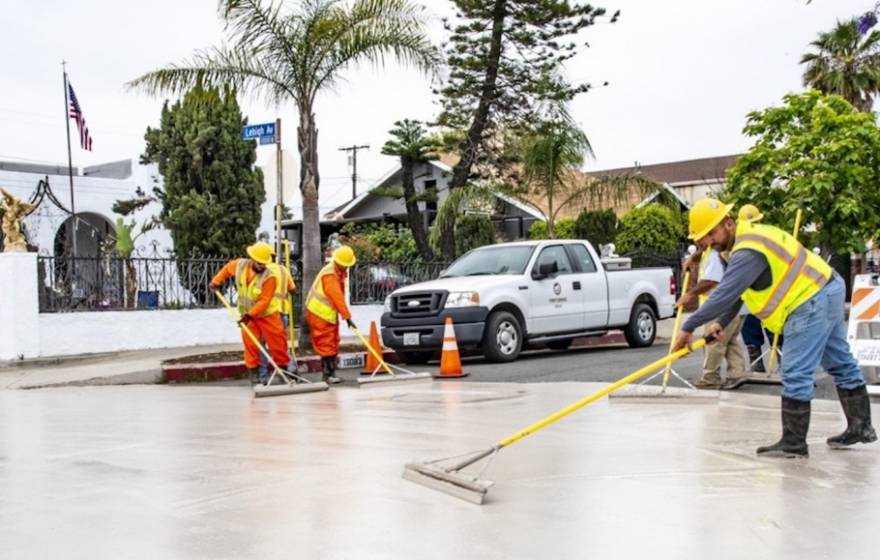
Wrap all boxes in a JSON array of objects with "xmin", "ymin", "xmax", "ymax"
[{"xmin": 68, "ymin": 82, "xmax": 93, "ymax": 151}]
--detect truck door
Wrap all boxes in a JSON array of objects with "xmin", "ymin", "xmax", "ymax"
[
  {"xmin": 529, "ymin": 245, "xmax": 583, "ymax": 334},
  {"xmin": 566, "ymin": 243, "xmax": 609, "ymax": 329}
]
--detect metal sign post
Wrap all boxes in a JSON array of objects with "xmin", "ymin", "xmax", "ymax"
[{"xmin": 242, "ymin": 120, "xmax": 283, "ymax": 263}]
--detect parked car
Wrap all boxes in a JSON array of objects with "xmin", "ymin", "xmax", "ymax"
[{"xmin": 380, "ymin": 240, "xmax": 676, "ymax": 364}]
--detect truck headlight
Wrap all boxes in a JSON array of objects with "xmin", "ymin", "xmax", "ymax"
[
  {"xmin": 383, "ymin": 295, "xmax": 392, "ymax": 313},
  {"xmin": 445, "ymin": 291, "xmax": 480, "ymax": 308}
]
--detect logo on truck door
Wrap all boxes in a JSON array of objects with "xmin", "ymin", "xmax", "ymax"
[{"xmin": 553, "ymin": 282, "xmax": 562, "ymax": 295}]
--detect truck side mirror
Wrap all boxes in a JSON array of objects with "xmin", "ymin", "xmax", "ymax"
[{"xmin": 533, "ymin": 261, "xmax": 558, "ymax": 280}]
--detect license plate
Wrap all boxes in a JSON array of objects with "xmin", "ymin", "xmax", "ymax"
[{"xmin": 403, "ymin": 333, "xmax": 420, "ymax": 346}]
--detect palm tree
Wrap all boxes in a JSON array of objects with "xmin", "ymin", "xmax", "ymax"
[
  {"xmin": 801, "ymin": 18, "xmax": 880, "ymax": 111},
  {"xmin": 127, "ymin": 0, "xmax": 439, "ymax": 337},
  {"xmin": 380, "ymin": 119, "xmax": 437, "ymax": 258}
]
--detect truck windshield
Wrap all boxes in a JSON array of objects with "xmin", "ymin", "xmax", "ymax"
[{"xmin": 441, "ymin": 246, "xmax": 535, "ymax": 277}]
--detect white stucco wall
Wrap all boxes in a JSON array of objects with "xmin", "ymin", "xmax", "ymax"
[
  {"xmin": 0, "ymin": 252, "xmax": 385, "ymax": 360},
  {"xmin": 38, "ymin": 308, "xmax": 241, "ymax": 358},
  {"xmin": 0, "ymin": 253, "xmax": 39, "ymax": 360}
]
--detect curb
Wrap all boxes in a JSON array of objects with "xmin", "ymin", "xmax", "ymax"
[{"xmin": 162, "ymin": 350, "xmax": 401, "ymax": 384}]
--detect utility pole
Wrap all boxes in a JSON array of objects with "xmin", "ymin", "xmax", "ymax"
[{"xmin": 339, "ymin": 144, "xmax": 369, "ymax": 199}]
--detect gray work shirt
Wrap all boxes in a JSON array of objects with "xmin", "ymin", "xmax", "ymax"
[{"xmin": 682, "ymin": 249, "xmax": 771, "ymax": 333}]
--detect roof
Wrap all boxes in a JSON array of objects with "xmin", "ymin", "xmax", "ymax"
[
  {"xmin": 635, "ymin": 183, "xmax": 691, "ymax": 209},
  {"xmin": 587, "ymin": 154, "xmax": 741, "ymax": 185}
]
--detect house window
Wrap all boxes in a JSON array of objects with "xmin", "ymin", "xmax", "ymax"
[{"xmin": 424, "ymin": 180, "xmax": 438, "ymax": 214}]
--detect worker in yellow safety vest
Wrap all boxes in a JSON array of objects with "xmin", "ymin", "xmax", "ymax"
[
  {"xmin": 674, "ymin": 198, "xmax": 876, "ymax": 457},
  {"xmin": 304, "ymin": 246, "xmax": 357, "ymax": 384},
  {"xmin": 209, "ymin": 242, "xmax": 290, "ymax": 385}
]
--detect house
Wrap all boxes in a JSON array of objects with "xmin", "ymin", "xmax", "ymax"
[
  {"xmin": 0, "ymin": 156, "xmax": 291, "ymax": 258},
  {"xmin": 281, "ymin": 159, "xmax": 545, "ymax": 255}
]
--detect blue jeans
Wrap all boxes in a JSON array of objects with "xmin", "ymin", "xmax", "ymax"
[
  {"xmin": 781, "ymin": 276, "xmax": 864, "ymax": 401},
  {"xmin": 259, "ymin": 314, "xmax": 290, "ymax": 381}
]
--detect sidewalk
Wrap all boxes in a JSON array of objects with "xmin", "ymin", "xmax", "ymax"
[{"xmin": 0, "ymin": 344, "xmax": 241, "ymax": 390}]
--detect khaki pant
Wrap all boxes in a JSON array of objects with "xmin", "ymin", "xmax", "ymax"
[{"xmin": 701, "ymin": 315, "xmax": 748, "ymax": 383}]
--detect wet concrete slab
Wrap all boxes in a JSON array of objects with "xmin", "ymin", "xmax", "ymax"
[{"xmin": 0, "ymin": 382, "xmax": 878, "ymax": 559}]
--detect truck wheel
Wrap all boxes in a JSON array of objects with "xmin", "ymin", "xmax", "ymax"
[
  {"xmin": 546, "ymin": 339, "xmax": 573, "ymax": 351},
  {"xmin": 624, "ymin": 303, "xmax": 656, "ymax": 348},
  {"xmin": 482, "ymin": 311, "xmax": 522, "ymax": 363},
  {"xmin": 398, "ymin": 351, "xmax": 433, "ymax": 365}
]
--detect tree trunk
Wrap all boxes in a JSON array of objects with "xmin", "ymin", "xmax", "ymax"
[
  {"xmin": 401, "ymin": 157, "xmax": 433, "ymax": 259},
  {"xmin": 441, "ymin": 0, "xmax": 508, "ymax": 260},
  {"xmin": 298, "ymin": 104, "xmax": 321, "ymax": 348}
]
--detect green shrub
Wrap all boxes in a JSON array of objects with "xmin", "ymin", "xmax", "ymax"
[
  {"xmin": 574, "ymin": 209, "xmax": 618, "ymax": 246},
  {"xmin": 339, "ymin": 223, "xmax": 419, "ymax": 263},
  {"xmin": 455, "ymin": 214, "xmax": 497, "ymax": 256},
  {"xmin": 528, "ymin": 218, "xmax": 576, "ymax": 240},
  {"xmin": 615, "ymin": 204, "xmax": 684, "ymax": 254}
]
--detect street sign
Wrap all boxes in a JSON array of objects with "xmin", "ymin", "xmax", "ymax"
[{"xmin": 242, "ymin": 122, "xmax": 276, "ymax": 143}]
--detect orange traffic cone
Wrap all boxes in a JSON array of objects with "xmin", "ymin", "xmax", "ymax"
[
  {"xmin": 361, "ymin": 321, "xmax": 384, "ymax": 375},
  {"xmin": 435, "ymin": 317, "xmax": 468, "ymax": 379}
]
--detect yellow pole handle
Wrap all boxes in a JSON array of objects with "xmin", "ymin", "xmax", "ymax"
[
  {"xmin": 498, "ymin": 337, "xmax": 710, "ymax": 448},
  {"xmin": 768, "ymin": 208, "xmax": 802, "ymax": 373},
  {"xmin": 215, "ymin": 289, "xmax": 280, "ymax": 369},
  {"xmin": 283, "ymin": 239, "xmax": 296, "ymax": 359},
  {"xmin": 661, "ymin": 270, "xmax": 691, "ymax": 391},
  {"xmin": 352, "ymin": 325, "xmax": 393, "ymax": 375}
]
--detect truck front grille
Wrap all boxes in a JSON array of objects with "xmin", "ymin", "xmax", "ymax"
[{"xmin": 392, "ymin": 291, "xmax": 445, "ymax": 317}]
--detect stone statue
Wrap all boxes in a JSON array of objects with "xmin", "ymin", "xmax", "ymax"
[{"xmin": 1, "ymin": 189, "xmax": 35, "ymax": 253}]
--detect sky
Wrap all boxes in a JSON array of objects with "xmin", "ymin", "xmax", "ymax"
[{"xmin": 0, "ymin": 0, "xmax": 873, "ymax": 215}]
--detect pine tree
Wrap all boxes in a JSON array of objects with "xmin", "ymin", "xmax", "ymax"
[
  {"xmin": 141, "ymin": 84, "xmax": 265, "ymax": 259},
  {"xmin": 435, "ymin": 0, "xmax": 616, "ymax": 259}
]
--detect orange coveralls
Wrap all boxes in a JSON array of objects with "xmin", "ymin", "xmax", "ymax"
[
  {"xmin": 305, "ymin": 266, "xmax": 352, "ymax": 358},
  {"xmin": 213, "ymin": 260, "xmax": 290, "ymax": 369}
]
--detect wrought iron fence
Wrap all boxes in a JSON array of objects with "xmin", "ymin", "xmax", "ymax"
[
  {"xmin": 38, "ymin": 256, "xmax": 234, "ymax": 312},
  {"xmin": 348, "ymin": 261, "xmax": 450, "ymax": 305}
]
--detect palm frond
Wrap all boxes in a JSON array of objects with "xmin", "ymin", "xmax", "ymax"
[
  {"xmin": 429, "ymin": 184, "xmax": 497, "ymax": 253},
  {"xmin": 312, "ymin": 0, "xmax": 441, "ymax": 93},
  {"xmin": 126, "ymin": 44, "xmax": 294, "ymax": 105}
]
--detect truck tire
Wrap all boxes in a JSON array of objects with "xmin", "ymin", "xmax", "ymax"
[
  {"xmin": 398, "ymin": 351, "xmax": 433, "ymax": 365},
  {"xmin": 624, "ymin": 303, "xmax": 656, "ymax": 348},
  {"xmin": 546, "ymin": 339, "xmax": 574, "ymax": 351},
  {"xmin": 482, "ymin": 311, "xmax": 522, "ymax": 363}
]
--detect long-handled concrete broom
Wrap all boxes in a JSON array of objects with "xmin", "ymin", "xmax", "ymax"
[
  {"xmin": 403, "ymin": 336, "xmax": 713, "ymax": 504},
  {"xmin": 215, "ymin": 290, "xmax": 328, "ymax": 398},
  {"xmin": 350, "ymin": 325, "xmax": 432, "ymax": 386},
  {"xmin": 610, "ymin": 271, "xmax": 717, "ymax": 401}
]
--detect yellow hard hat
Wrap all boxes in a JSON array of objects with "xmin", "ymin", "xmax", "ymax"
[
  {"xmin": 688, "ymin": 198, "xmax": 734, "ymax": 240},
  {"xmin": 737, "ymin": 204, "xmax": 764, "ymax": 223},
  {"xmin": 246, "ymin": 242, "xmax": 274, "ymax": 265},
  {"xmin": 333, "ymin": 245, "xmax": 357, "ymax": 268}
]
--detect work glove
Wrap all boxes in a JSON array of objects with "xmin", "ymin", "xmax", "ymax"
[
  {"xmin": 238, "ymin": 313, "xmax": 253, "ymax": 326},
  {"xmin": 346, "ymin": 319, "xmax": 357, "ymax": 330},
  {"xmin": 208, "ymin": 282, "xmax": 220, "ymax": 292}
]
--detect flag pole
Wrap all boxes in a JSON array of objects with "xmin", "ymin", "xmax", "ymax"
[{"xmin": 62, "ymin": 61, "xmax": 78, "ymax": 261}]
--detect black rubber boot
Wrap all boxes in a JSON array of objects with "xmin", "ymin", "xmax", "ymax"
[
  {"xmin": 248, "ymin": 368, "xmax": 260, "ymax": 384},
  {"xmin": 326, "ymin": 356, "xmax": 342, "ymax": 385},
  {"xmin": 747, "ymin": 345, "xmax": 765, "ymax": 373},
  {"xmin": 756, "ymin": 397, "xmax": 810, "ymax": 458},
  {"xmin": 320, "ymin": 357, "xmax": 331, "ymax": 381},
  {"xmin": 827, "ymin": 385, "xmax": 878, "ymax": 448}
]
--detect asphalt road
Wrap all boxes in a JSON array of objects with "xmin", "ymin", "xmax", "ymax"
[{"xmin": 408, "ymin": 341, "xmax": 845, "ymax": 401}]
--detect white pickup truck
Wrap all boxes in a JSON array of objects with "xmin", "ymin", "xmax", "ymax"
[{"xmin": 380, "ymin": 240, "xmax": 677, "ymax": 363}]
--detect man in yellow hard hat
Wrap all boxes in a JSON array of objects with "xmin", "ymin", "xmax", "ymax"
[
  {"xmin": 209, "ymin": 242, "xmax": 291, "ymax": 385},
  {"xmin": 673, "ymin": 198, "xmax": 876, "ymax": 457},
  {"xmin": 304, "ymin": 245, "xmax": 357, "ymax": 384}
]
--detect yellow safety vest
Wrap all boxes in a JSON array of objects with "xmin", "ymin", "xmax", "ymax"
[
  {"xmin": 267, "ymin": 263, "xmax": 294, "ymax": 315},
  {"xmin": 235, "ymin": 259, "xmax": 283, "ymax": 317},
  {"xmin": 306, "ymin": 263, "xmax": 340, "ymax": 324},
  {"xmin": 731, "ymin": 221, "xmax": 832, "ymax": 334}
]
